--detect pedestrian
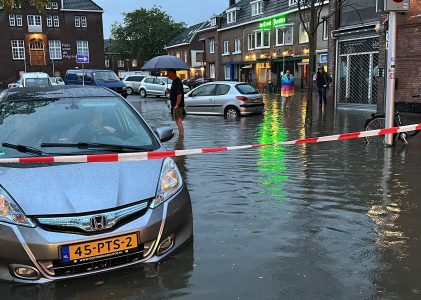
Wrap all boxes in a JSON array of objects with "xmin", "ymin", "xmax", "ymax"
[
  {"xmin": 166, "ymin": 68, "xmax": 184, "ymax": 137},
  {"xmin": 313, "ymin": 67, "xmax": 332, "ymax": 106},
  {"xmin": 281, "ymin": 70, "xmax": 295, "ymax": 101}
]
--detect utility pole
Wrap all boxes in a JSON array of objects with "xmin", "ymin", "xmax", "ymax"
[{"xmin": 384, "ymin": 0, "xmax": 410, "ymax": 146}]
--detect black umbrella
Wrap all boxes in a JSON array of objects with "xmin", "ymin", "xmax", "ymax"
[{"xmin": 141, "ymin": 55, "xmax": 190, "ymax": 71}]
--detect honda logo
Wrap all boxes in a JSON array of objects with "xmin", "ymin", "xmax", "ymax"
[{"xmin": 90, "ymin": 215, "xmax": 108, "ymax": 231}]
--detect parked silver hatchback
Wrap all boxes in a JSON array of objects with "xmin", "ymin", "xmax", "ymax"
[
  {"xmin": 0, "ymin": 86, "xmax": 193, "ymax": 283},
  {"xmin": 184, "ymin": 81, "xmax": 264, "ymax": 118},
  {"xmin": 138, "ymin": 77, "xmax": 189, "ymax": 98},
  {"xmin": 122, "ymin": 75, "xmax": 146, "ymax": 95}
]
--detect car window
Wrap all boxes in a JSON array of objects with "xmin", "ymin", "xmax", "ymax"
[
  {"xmin": 93, "ymin": 71, "xmax": 120, "ymax": 82},
  {"xmin": 125, "ymin": 77, "xmax": 134, "ymax": 82},
  {"xmin": 192, "ymin": 84, "xmax": 217, "ymax": 97},
  {"xmin": 134, "ymin": 76, "xmax": 144, "ymax": 82},
  {"xmin": 0, "ymin": 97, "xmax": 159, "ymax": 158},
  {"xmin": 215, "ymin": 84, "xmax": 230, "ymax": 96},
  {"xmin": 235, "ymin": 84, "xmax": 258, "ymax": 95},
  {"xmin": 25, "ymin": 78, "xmax": 50, "ymax": 87},
  {"xmin": 154, "ymin": 78, "xmax": 165, "ymax": 85},
  {"xmin": 145, "ymin": 78, "xmax": 154, "ymax": 84},
  {"xmin": 76, "ymin": 72, "xmax": 92, "ymax": 82}
]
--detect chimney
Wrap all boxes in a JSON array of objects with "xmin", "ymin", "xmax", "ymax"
[{"xmin": 229, "ymin": 0, "xmax": 235, "ymax": 6}]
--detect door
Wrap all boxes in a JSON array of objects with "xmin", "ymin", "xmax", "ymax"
[
  {"xmin": 143, "ymin": 78, "xmax": 155, "ymax": 94},
  {"xmin": 29, "ymin": 40, "xmax": 45, "ymax": 66},
  {"xmin": 185, "ymin": 84, "xmax": 217, "ymax": 114},
  {"xmin": 154, "ymin": 78, "xmax": 167, "ymax": 95},
  {"xmin": 213, "ymin": 84, "xmax": 232, "ymax": 115}
]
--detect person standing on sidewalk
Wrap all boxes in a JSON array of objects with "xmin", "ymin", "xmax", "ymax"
[
  {"xmin": 313, "ymin": 67, "xmax": 332, "ymax": 106},
  {"xmin": 167, "ymin": 69, "xmax": 185, "ymax": 137},
  {"xmin": 281, "ymin": 70, "xmax": 295, "ymax": 101}
]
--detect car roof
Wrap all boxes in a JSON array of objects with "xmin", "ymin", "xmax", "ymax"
[
  {"xmin": 66, "ymin": 69, "xmax": 115, "ymax": 73},
  {"xmin": 1, "ymin": 85, "xmax": 118, "ymax": 102},
  {"xmin": 200, "ymin": 81, "xmax": 247, "ymax": 86}
]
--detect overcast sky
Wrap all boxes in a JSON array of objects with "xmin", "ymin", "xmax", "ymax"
[{"xmin": 95, "ymin": 0, "xmax": 229, "ymax": 38}]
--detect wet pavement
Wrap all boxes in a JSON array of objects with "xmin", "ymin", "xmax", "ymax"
[{"xmin": 3, "ymin": 93, "xmax": 421, "ymax": 299}]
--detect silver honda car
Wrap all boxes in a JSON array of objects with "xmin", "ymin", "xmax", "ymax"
[{"xmin": 0, "ymin": 86, "xmax": 193, "ymax": 283}]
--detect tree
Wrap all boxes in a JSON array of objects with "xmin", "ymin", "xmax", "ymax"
[
  {"xmin": 110, "ymin": 6, "xmax": 186, "ymax": 63},
  {"xmin": 0, "ymin": 0, "xmax": 50, "ymax": 11}
]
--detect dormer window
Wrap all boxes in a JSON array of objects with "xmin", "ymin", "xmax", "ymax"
[
  {"xmin": 210, "ymin": 17, "xmax": 217, "ymax": 27},
  {"xmin": 251, "ymin": 0, "xmax": 263, "ymax": 17},
  {"xmin": 226, "ymin": 7, "xmax": 240, "ymax": 24}
]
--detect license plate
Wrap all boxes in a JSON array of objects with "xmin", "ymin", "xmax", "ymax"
[{"xmin": 61, "ymin": 233, "xmax": 138, "ymax": 262}]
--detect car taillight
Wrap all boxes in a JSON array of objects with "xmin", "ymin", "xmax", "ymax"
[{"xmin": 236, "ymin": 96, "xmax": 248, "ymax": 102}]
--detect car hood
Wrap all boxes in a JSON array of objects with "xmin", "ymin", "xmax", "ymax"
[{"xmin": 0, "ymin": 160, "xmax": 163, "ymax": 216}]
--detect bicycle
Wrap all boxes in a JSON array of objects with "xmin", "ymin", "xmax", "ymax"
[{"xmin": 364, "ymin": 94, "xmax": 421, "ymax": 144}]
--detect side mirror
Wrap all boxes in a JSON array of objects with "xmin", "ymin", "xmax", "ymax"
[{"xmin": 155, "ymin": 127, "xmax": 174, "ymax": 143}]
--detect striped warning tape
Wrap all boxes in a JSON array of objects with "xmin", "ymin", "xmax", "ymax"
[{"xmin": 1, "ymin": 123, "xmax": 420, "ymax": 164}]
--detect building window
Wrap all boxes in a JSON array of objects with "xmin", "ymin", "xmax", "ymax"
[
  {"xmin": 27, "ymin": 15, "xmax": 42, "ymax": 32},
  {"xmin": 251, "ymin": 0, "xmax": 263, "ymax": 17},
  {"xmin": 49, "ymin": 40, "xmax": 62, "ymax": 60},
  {"xmin": 132, "ymin": 59, "xmax": 138, "ymax": 68},
  {"xmin": 223, "ymin": 41, "xmax": 230, "ymax": 55},
  {"xmin": 11, "ymin": 40, "xmax": 25, "ymax": 60},
  {"xmin": 16, "ymin": 15, "xmax": 22, "ymax": 26},
  {"xmin": 118, "ymin": 60, "xmax": 124, "ymax": 68},
  {"xmin": 255, "ymin": 31, "xmax": 270, "ymax": 49},
  {"xmin": 52, "ymin": 2, "xmax": 58, "ymax": 9},
  {"xmin": 209, "ymin": 63, "xmax": 215, "ymax": 79},
  {"xmin": 209, "ymin": 38, "xmax": 215, "ymax": 54},
  {"xmin": 184, "ymin": 51, "xmax": 188, "ymax": 63},
  {"xmin": 248, "ymin": 34, "xmax": 255, "ymax": 50},
  {"xmin": 226, "ymin": 9, "xmax": 238, "ymax": 24},
  {"xmin": 323, "ymin": 20, "xmax": 328, "ymax": 41},
  {"xmin": 105, "ymin": 59, "xmax": 110, "ymax": 68},
  {"xmin": 210, "ymin": 17, "xmax": 217, "ymax": 27},
  {"xmin": 81, "ymin": 16, "xmax": 87, "ymax": 28},
  {"xmin": 176, "ymin": 52, "xmax": 180, "ymax": 58},
  {"xmin": 47, "ymin": 16, "xmax": 53, "ymax": 27},
  {"xmin": 234, "ymin": 38, "xmax": 241, "ymax": 53},
  {"xmin": 75, "ymin": 16, "xmax": 81, "ymax": 27},
  {"xmin": 224, "ymin": 65, "xmax": 231, "ymax": 80},
  {"xmin": 289, "ymin": 0, "xmax": 298, "ymax": 6},
  {"xmin": 276, "ymin": 25, "xmax": 293, "ymax": 46},
  {"xmin": 53, "ymin": 16, "xmax": 59, "ymax": 27},
  {"xmin": 299, "ymin": 23, "xmax": 309, "ymax": 44},
  {"xmin": 45, "ymin": 3, "xmax": 51, "ymax": 9},
  {"xmin": 76, "ymin": 40, "xmax": 89, "ymax": 56},
  {"xmin": 9, "ymin": 14, "xmax": 16, "ymax": 26}
]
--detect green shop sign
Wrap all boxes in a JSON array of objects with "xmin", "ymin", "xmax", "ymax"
[{"xmin": 259, "ymin": 15, "xmax": 287, "ymax": 30}]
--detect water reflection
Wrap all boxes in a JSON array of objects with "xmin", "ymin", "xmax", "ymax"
[{"xmin": 257, "ymin": 96, "xmax": 288, "ymax": 200}]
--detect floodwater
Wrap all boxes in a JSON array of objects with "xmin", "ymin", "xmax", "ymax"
[{"xmin": 3, "ymin": 93, "xmax": 421, "ymax": 299}]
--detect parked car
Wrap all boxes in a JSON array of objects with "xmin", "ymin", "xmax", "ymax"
[
  {"xmin": 192, "ymin": 78, "xmax": 213, "ymax": 89},
  {"xmin": 10, "ymin": 72, "xmax": 52, "ymax": 88},
  {"xmin": 138, "ymin": 76, "xmax": 190, "ymax": 98},
  {"xmin": 0, "ymin": 85, "xmax": 192, "ymax": 283},
  {"xmin": 122, "ymin": 75, "xmax": 146, "ymax": 95},
  {"xmin": 50, "ymin": 76, "xmax": 65, "ymax": 86},
  {"xmin": 184, "ymin": 81, "xmax": 264, "ymax": 118},
  {"xmin": 64, "ymin": 69, "xmax": 128, "ymax": 98}
]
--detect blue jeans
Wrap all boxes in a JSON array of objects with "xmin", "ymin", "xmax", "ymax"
[{"xmin": 317, "ymin": 87, "xmax": 327, "ymax": 105}]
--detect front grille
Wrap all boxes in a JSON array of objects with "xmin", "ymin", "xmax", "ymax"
[
  {"xmin": 35, "ymin": 200, "xmax": 150, "ymax": 235},
  {"xmin": 40, "ymin": 246, "xmax": 145, "ymax": 277}
]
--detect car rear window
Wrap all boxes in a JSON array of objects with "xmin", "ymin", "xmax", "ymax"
[{"xmin": 235, "ymin": 84, "xmax": 258, "ymax": 95}]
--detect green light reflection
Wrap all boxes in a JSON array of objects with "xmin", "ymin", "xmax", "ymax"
[{"xmin": 257, "ymin": 97, "xmax": 288, "ymax": 201}]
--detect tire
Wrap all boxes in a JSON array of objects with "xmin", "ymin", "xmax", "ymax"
[
  {"xmin": 127, "ymin": 87, "xmax": 134, "ymax": 95},
  {"xmin": 139, "ymin": 89, "xmax": 147, "ymax": 98},
  {"xmin": 224, "ymin": 106, "xmax": 240, "ymax": 120},
  {"xmin": 364, "ymin": 116, "xmax": 387, "ymax": 144}
]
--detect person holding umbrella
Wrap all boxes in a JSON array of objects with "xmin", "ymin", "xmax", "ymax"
[{"xmin": 166, "ymin": 69, "xmax": 184, "ymax": 137}]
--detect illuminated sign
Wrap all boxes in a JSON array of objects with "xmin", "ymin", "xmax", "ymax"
[{"xmin": 259, "ymin": 15, "xmax": 287, "ymax": 30}]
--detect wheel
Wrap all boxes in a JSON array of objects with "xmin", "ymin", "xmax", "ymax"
[
  {"xmin": 364, "ymin": 116, "xmax": 390, "ymax": 144},
  {"xmin": 224, "ymin": 106, "xmax": 240, "ymax": 120},
  {"xmin": 127, "ymin": 87, "xmax": 134, "ymax": 95},
  {"xmin": 139, "ymin": 89, "xmax": 147, "ymax": 98}
]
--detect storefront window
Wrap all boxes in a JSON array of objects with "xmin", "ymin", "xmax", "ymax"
[{"xmin": 340, "ymin": 0, "xmax": 377, "ymax": 27}]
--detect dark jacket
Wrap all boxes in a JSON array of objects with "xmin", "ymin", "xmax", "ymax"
[{"xmin": 314, "ymin": 72, "xmax": 332, "ymax": 88}]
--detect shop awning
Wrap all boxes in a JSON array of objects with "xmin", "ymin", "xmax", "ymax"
[{"xmin": 242, "ymin": 64, "xmax": 253, "ymax": 69}]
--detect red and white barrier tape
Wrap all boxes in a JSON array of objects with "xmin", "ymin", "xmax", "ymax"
[{"xmin": 1, "ymin": 123, "xmax": 420, "ymax": 164}]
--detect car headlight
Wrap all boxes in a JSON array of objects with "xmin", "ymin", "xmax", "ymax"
[
  {"xmin": 150, "ymin": 158, "xmax": 183, "ymax": 208},
  {"xmin": 122, "ymin": 86, "xmax": 127, "ymax": 90},
  {"xmin": 0, "ymin": 186, "xmax": 35, "ymax": 227}
]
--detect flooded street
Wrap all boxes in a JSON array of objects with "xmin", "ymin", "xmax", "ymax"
[{"xmin": 4, "ymin": 93, "xmax": 421, "ymax": 299}]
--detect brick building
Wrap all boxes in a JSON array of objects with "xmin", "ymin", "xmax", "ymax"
[
  {"xmin": 0, "ymin": 0, "xmax": 105, "ymax": 84},
  {"xmin": 165, "ymin": 22, "xmax": 207, "ymax": 80}
]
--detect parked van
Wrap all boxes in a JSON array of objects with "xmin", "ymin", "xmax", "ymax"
[
  {"xmin": 12, "ymin": 72, "xmax": 52, "ymax": 88},
  {"xmin": 64, "ymin": 69, "xmax": 128, "ymax": 98}
]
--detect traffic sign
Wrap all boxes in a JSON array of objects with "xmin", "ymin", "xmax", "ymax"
[
  {"xmin": 76, "ymin": 55, "xmax": 89, "ymax": 64},
  {"xmin": 384, "ymin": 0, "xmax": 410, "ymax": 12}
]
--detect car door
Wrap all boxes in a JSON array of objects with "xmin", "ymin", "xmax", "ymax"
[
  {"xmin": 185, "ymin": 84, "xmax": 217, "ymax": 114},
  {"xmin": 154, "ymin": 78, "xmax": 167, "ymax": 95},
  {"xmin": 143, "ymin": 78, "xmax": 155, "ymax": 94},
  {"xmin": 213, "ymin": 84, "xmax": 232, "ymax": 115}
]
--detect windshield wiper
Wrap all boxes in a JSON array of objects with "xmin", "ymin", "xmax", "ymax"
[
  {"xmin": 41, "ymin": 142, "xmax": 154, "ymax": 152},
  {"xmin": 2, "ymin": 142, "xmax": 45, "ymax": 156}
]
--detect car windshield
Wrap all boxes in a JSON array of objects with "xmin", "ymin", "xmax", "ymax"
[
  {"xmin": 93, "ymin": 71, "xmax": 120, "ymax": 82},
  {"xmin": 236, "ymin": 84, "xmax": 258, "ymax": 95},
  {"xmin": 0, "ymin": 96, "xmax": 158, "ymax": 158},
  {"xmin": 25, "ymin": 78, "xmax": 50, "ymax": 87},
  {"xmin": 160, "ymin": 78, "xmax": 173, "ymax": 84}
]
